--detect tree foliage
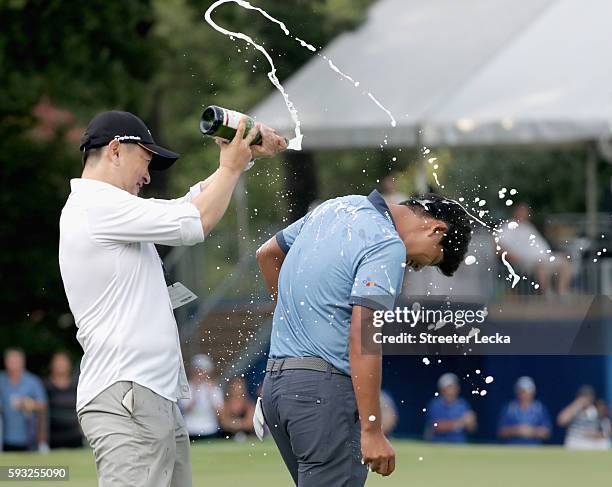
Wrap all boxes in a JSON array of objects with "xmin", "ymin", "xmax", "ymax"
[
  {"xmin": 0, "ymin": 0, "xmax": 376, "ymax": 365},
  {"xmin": 0, "ymin": 0, "xmax": 158, "ymax": 366},
  {"xmin": 2, "ymin": 0, "xmax": 598, "ymax": 367}
]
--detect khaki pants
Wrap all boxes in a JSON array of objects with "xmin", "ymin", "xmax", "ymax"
[{"xmin": 78, "ymin": 381, "xmax": 192, "ymax": 487}]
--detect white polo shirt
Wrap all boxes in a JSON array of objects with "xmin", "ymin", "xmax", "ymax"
[{"xmin": 59, "ymin": 178, "xmax": 205, "ymax": 411}]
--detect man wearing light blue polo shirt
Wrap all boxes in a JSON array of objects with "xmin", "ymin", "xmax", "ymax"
[
  {"xmin": 0, "ymin": 348, "xmax": 48, "ymax": 452},
  {"xmin": 257, "ymin": 189, "xmax": 472, "ymax": 486},
  {"xmin": 425, "ymin": 373, "xmax": 476, "ymax": 443},
  {"xmin": 498, "ymin": 376, "xmax": 552, "ymax": 445}
]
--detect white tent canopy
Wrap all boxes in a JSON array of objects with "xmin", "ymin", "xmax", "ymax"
[
  {"xmin": 252, "ymin": 0, "xmax": 612, "ymax": 149},
  {"xmin": 425, "ymin": 0, "xmax": 612, "ymax": 147}
]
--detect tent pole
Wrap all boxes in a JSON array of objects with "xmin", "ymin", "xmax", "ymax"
[
  {"xmin": 586, "ymin": 142, "xmax": 598, "ymax": 241},
  {"xmin": 284, "ymin": 150, "xmax": 318, "ymax": 222}
]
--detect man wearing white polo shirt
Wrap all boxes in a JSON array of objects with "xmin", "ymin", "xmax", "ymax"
[{"xmin": 59, "ymin": 111, "xmax": 285, "ymax": 487}]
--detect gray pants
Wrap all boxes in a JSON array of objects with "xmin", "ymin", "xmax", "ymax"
[
  {"xmin": 262, "ymin": 367, "xmax": 368, "ymax": 487},
  {"xmin": 77, "ymin": 381, "xmax": 192, "ymax": 487}
]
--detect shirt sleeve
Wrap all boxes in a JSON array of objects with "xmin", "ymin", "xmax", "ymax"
[
  {"xmin": 275, "ymin": 213, "xmax": 310, "ymax": 254},
  {"xmin": 497, "ymin": 404, "xmax": 513, "ymax": 431},
  {"xmin": 147, "ymin": 182, "xmax": 202, "ymax": 205},
  {"xmin": 349, "ymin": 239, "xmax": 406, "ymax": 311},
  {"xmin": 426, "ymin": 398, "xmax": 438, "ymax": 423},
  {"xmin": 31, "ymin": 377, "xmax": 47, "ymax": 403},
  {"xmin": 537, "ymin": 403, "xmax": 552, "ymax": 430},
  {"xmin": 87, "ymin": 192, "xmax": 204, "ymax": 247}
]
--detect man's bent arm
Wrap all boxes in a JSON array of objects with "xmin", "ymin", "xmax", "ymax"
[
  {"xmin": 432, "ymin": 419, "xmax": 462, "ymax": 433},
  {"xmin": 534, "ymin": 425, "xmax": 551, "ymax": 439},
  {"xmin": 350, "ymin": 305, "xmax": 395, "ymax": 477},
  {"xmin": 190, "ymin": 117, "xmax": 258, "ymax": 235},
  {"xmin": 256, "ymin": 236, "xmax": 286, "ymax": 301},
  {"xmin": 191, "ymin": 166, "xmax": 242, "ymax": 236},
  {"xmin": 498, "ymin": 425, "xmax": 519, "ymax": 438}
]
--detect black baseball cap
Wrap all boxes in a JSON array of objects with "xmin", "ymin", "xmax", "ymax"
[{"xmin": 79, "ymin": 111, "xmax": 179, "ymax": 170}]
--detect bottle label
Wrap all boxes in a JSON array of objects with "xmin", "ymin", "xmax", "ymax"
[{"xmin": 222, "ymin": 108, "xmax": 244, "ymax": 130}]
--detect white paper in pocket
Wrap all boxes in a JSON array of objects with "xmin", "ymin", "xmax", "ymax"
[
  {"xmin": 121, "ymin": 387, "xmax": 134, "ymax": 415},
  {"xmin": 253, "ymin": 396, "xmax": 265, "ymax": 441}
]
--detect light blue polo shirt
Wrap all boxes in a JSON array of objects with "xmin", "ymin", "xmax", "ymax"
[
  {"xmin": 269, "ymin": 190, "xmax": 406, "ymax": 375},
  {"xmin": 0, "ymin": 371, "xmax": 47, "ymax": 447},
  {"xmin": 426, "ymin": 396, "xmax": 473, "ymax": 443},
  {"xmin": 497, "ymin": 399, "xmax": 552, "ymax": 445}
]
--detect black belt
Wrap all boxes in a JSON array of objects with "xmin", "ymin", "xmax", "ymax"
[{"xmin": 266, "ymin": 357, "xmax": 349, "ymax": 377}]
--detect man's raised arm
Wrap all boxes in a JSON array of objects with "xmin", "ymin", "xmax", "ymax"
[{"xmin": 190, "ymin": 117, "xmax": 257, "ymax": 235}]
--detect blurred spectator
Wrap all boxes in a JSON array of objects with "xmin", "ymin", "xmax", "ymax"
[
  {"xmin": 219, "ymin": 377, "xmax": 255, "ymax": 440},
  {"xmin": 380, "ymin": 174, "xmax": 408, "ymax": 205},
  {"xmin": 380, "ymin": 389, "xmax": 399, "ymax": 436},
  {"xmin": 424, "ymin": 373, "xmax": 476, "ymax": 443},
  {"xmin": 557, "ymin": 385, "xmax": 611, "ymax": 450},
  {"xmin": 596, "ymin": 399, "xmax": 610, "ymax": 420},
  {"xmin": 498, "ymin": 202, "xmax": 573, "ymax": 294},
  {"xmin": 44, "ymin": 352, "xmax": 82, "ymax": 449},
  {"xmin": 0, "ymin": 348, "xmax": 48, "ymax": 452},
  {"xmin": 497, "ymin": 376, "xmax": 551, "ymax": 445},
  {"xmin": 179, "ymin": 354, "xmax": 223, "ymax": 441}
]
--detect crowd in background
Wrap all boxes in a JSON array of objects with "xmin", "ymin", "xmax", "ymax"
[
  {"xmin": 0, "ymin": 348, "xmax": 80, "ymax": 452},
  {"xmin": 178, "ymin": 354, "xmax": 611, "ymax": 450},
  {"xmin": 425, "ymin": 372, "xmax": 611, "ymax": 450},
  {"xmin": 0, "ymin": 350, "xmax": 262, "ymax": 452},
  {"xmin": 178, "ymin": 354, "xmax": 256, "ymax": 442},
  {"xmin": 1, "ymin": 349, "xmax": 610, "ymax": 452}
]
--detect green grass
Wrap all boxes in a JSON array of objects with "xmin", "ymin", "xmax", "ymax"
[{"xmin": 0, "ymin": 439, "xmax": 610, "ymax": 486}]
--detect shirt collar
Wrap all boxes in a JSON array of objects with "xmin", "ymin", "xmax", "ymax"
[
  {"xmin": 70, "ymin": 178, "xmax": 125, "ymax": 193},
  {"xmin": 367, "ymin": 190, "xmax": 397, "ymax": 229}
]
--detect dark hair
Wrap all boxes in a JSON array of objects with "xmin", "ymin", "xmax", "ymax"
[
  {"xmin": 400, "ymin": 193, "xmax": 472, "ymax": 277},
  {"xmin": 51, "ymin": 350, "xmax": 72, "ymax": 361},
  {"xmin": 82, "ymin": 146, "xmax": 104, "ymax": 166},
  {"xmin": 3, "ymin": 347, "xmax": 25, "ymax": 360},
  {"xmin": 577, "ymin": 385, "xmax": 595, "ymax": 398}
]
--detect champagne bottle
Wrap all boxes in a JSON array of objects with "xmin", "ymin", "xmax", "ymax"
[
  {"xmin": 200, "ymin": 105, "xmax": 290, "ymax": 147},
  {"xmin": 200, "ymin": 105, "xmax": 263, "ymax": 145}
]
